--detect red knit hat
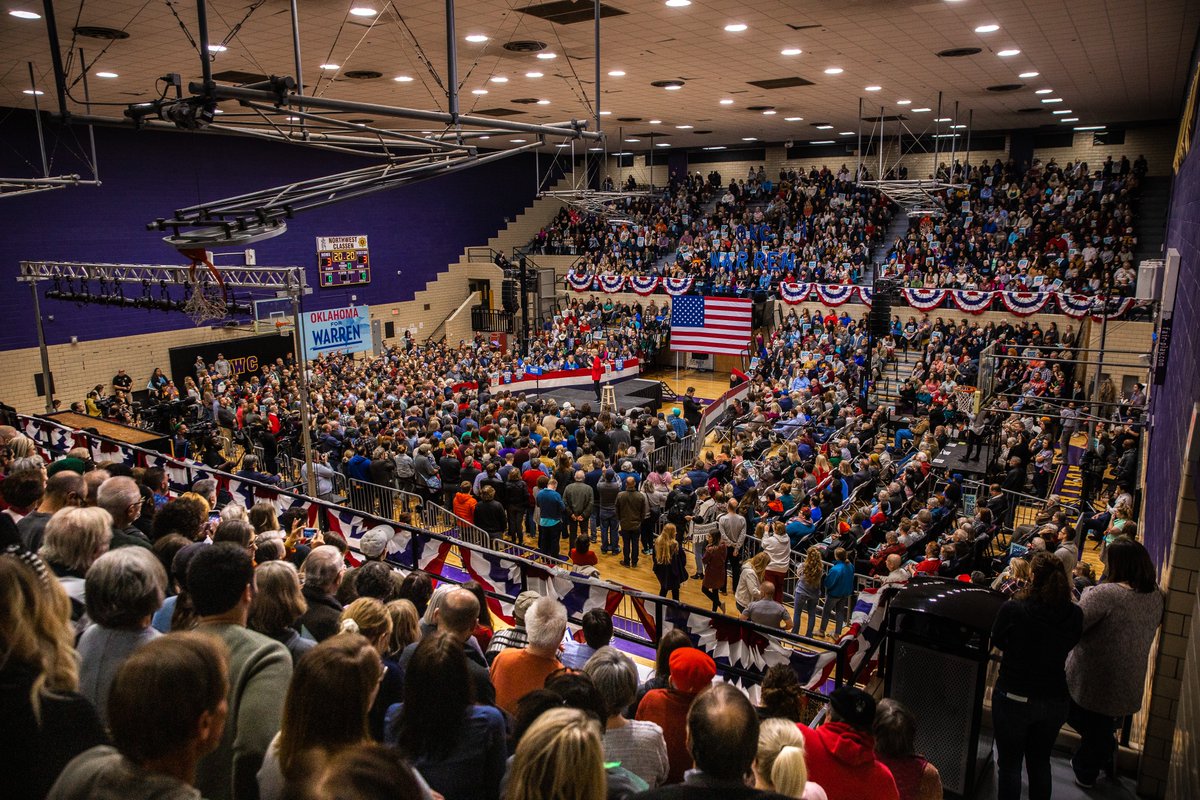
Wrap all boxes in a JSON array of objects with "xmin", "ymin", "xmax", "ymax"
[{"xmin": 669, "ymin": 648, "xmax": 717, "ymax": 694}]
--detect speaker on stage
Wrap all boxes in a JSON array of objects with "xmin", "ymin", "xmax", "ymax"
[{"xmin": 501, "ymin": 279, "xmax": 519, "ymax": 312}]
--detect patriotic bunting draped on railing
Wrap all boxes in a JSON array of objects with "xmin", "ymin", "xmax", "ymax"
[
  {"xmin": 596, "ymin": 272, "xmax": 626, "ymax": 293},
  {"xmin": 662, "ymin": 276, "xmax": 694, "ymax": 296},
  {"xmin": 999, "ymin": 291, "xmax": 1052, "ymax": 316},
  {"xmin": 857, "ymin": 286, "xmax": 873, "ymax": 306},
  {"xmin": 1056, "ymin": 293, "xmax": 1095, "ymax": 319},
  {"xmin": 627, "ymin": 275, "xmax": 661, "ymax": 296},
  {"xmin": 779, "ymin": 282, "xmax": 812, "ymax": 304},
  {"xmin": 814, "ymin": 284, "xmax": 856, "ymax": 306},
  {"xmin": 903, "ymin": 288, "xmax": 948, "ymax": 311},
  {"xmin": 566, "ymin": 272, "xmax": 594, "ymax": 292},
  {"xmin": 951, "ymin": 290, "xmax": 994, "ymax": 314}
]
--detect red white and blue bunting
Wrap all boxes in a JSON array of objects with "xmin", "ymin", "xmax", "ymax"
[
  {"xmin": 1056, "ymin": 293, "xmax": 1095, "ymax": 319},
  {"xmin": 999, "ymin": 291, "xmax": 1052, "ymax": 316},
  {"xmin": 566, "ymin": 272, "xmax": 594, "ymax": 292},
  {"xmin": 662, "ymin": 276, "xmax": 694, "ymax": 296},
  {"xmin": 779, "ymin": 282, "xmax": 812, "ymax": 305},
  {"xmin": 597, "ymin": 272, "xmax": 626, "ymax": 293},
  {"xmin": 904, "ymin": 288, "xmax": 948, "ymax": 311},
  {"xmin": 1092, "ymin": 297, "xmax": 1135, "ymax": 321},
  {"xmin": 628, "ymin": 275, "xmax": 660, "ymax": 296},
  {"xmin": 951, "ymin": 290, "xmax": 994, "ymax": 314},
  {"xmin": 815, "ymin": 283, "xmax": 855, "ymax": 306},
  {"xmin": 857, "ymin": 286, "xmax": 873, "ymax": 306}
]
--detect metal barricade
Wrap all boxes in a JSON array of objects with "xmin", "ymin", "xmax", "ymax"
[
  {"xmin": 647, "ymin": 433, "xmax": 696, "ymax": 472},
  {"xmin": 423, "ymin": 503, "xmax": 493, "ymax": 548},
  {"xmin": 490, "ymin": 536, "xmax": 571, "ymax": 569},
  {"xmin": 346, "ymin": 477, "xmax": 425, "ymax": 520}
]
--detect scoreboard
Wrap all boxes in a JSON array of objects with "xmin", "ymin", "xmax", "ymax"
[{"xmin": 316, "ymin": 235, "xmax": 371, "ymax": 287}]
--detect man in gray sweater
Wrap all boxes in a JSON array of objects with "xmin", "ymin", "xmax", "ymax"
[
  {"xmin": 615, "ymin": 476, "xmax": 648, "ymax": 568},
  {"xmin": 596, "ymin": 470, "xmax": 622, "ymax": 556},
  {"xmin": 191, "ymin": 543, "xmax": 292, "ymax": 800},
  {"xmin": 563, "ymin": 471, "xmax": 595, "ymax": 545},
  {"xmin": 718, "ymin": 499, "xmax": 747, "ymax": 594}
]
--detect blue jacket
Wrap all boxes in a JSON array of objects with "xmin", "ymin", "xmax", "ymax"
[{"xmin": 824, "ymin": 560, "xmax": 855, "ymax": 597}]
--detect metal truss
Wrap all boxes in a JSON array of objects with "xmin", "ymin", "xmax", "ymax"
[
  {"xmin": 856, "ymin": 179, "xmax": 966, "ymax": 217},
  {"xmin": 18, "ymin": 261, "xmax": 306, "ymax": 292},
  {"xmin": 540, "ymin": 189, "xmax": 652, "ymax": 218},
  {"xmin": 0, "ymin": 175, "xmax": 98, "ymax": 199}
]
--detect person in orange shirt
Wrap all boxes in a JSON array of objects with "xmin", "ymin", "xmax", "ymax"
[
  {"xmin": 489, "ymin": 597, "xmax": 567, "ymax": 716},
  {"xmin": 635, "ymin": 647, "xmax": 717, "ymax": 784},
  {"xmin": 452, "ymin": 481, "xmax": 477, "ymax": 524}
]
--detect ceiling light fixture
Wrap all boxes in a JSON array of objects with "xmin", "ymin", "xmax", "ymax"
[
  {"xmin": 1035, "ymin": 88, "xmax": 1052, "ymax": 94},
  {"xmin": 95, "ymin": 71, "xmax": 119, "ymax": 78},
  {"xmin": 1019, "ymin": 71, "xmax": 1039, "ymax": 78},
  {"xmin": 525, "ymin": 71, "xmax": 543, "ymax": 78},
  {"xmin": 703, "ymin": 146, "xmax": 725, "ymax": 150},
  {"xmin": 349, "ymin": 7, "xmax": 376, "ymax": 17},
  {"xmin": 589, "ymin": 146, "xmax": 603, "ymax": 151},
  {"xmin": 781, "ymin": 48, "xmax": 802, "ymax": 56},
  {"xmin": 912, "ymin": 107, "xmax": 931, "ymax": 112},
  {"xmin": 664, "ymin": 84, "xmax": 681, "ymax": 91},
  {"xmin": 676, "ymin": 124, "xmax": 693, "ymax": 128},
  {"xmin": 9, "ymin": 9, "xmax": 40, "ymax": 18},
  {"xmin": 625, "ymin": 138, "xmax": 640, "ymax": 142},
  {"xmin": 536, "ymin": 52, "xmax": 556, "ymax": 60},
  {"xmin": 490, "ymin": 76, "xmax": 508, "ymax": 83},
  {"xmin": 319, "ymin": 63, "xmax": 340, "ymax": 70},
  {"xmin": 465, "ymin": 34, "xmax": 488, "ymax": 42},
  {"xmin": 1052, "ymin": 109, "xmax": 1072, "ymax": 115},
  {"xmin": 608, "ymin": 70, "xmax": 625, "ymax": 77},
  {"xmin": 665, "ymin": 0, "xmax": 691, "ymax": 6},
  {"xmin": 950, "ymin": 124, "xmax": 967, "ymax": 129},
  {"xmin": 815, "ymin": 124, "xmax": 833, "ymax": 129},
  {"xmin": 1041, "ymin": 97, "xmax": 1063, "ymax": 103},
  {"xmin": 1074, "ymin": 125, "xmax": 1104, "ymax": 130},
  {"xmin": 896, "ymin": 99, "xmax": 911, "ymax": 105},
  {"xmin": 811, "ymin": 140, "xmax": 834, "ymax": 144},
  {"xmin": 1060, "ymin": 118, "xmax": 1079, "ymax": 123},
  {"xmin": 536, "ymin": 99, "xmax": 551, "ymax": 104},
  {"xmin": 471, "ymin": 88, "xmax": 488, "ymax": 95},
  {"xmin": 599, "ymin": 110, "xmax": 611, "ymax": 115},
  {"xmin": 284, "ymin": 116, "xmax": 301, "ymax": 122},
  {"xmin": 212, "ymin": 109, "xmax": 224, "ymax": 114},
  {"xmin": 656, "ymin": 142, "xmax": 671, "ymax": 147},
  {"xmin": 510, "ymin": 138, "xmax": 527, "ymax": 142},
  {"xmin": 648, "ymin": 119, "xmax": 662, "ymax": 124},
  {"xmin": 394, "ymin": 75, "xmax": 414, "ymax": 82},
  {"xmin": 839, "ymin": 131, "xmax": 854, "ymax": 136},
  {"xmin": 763, "ymin": 110, "xmax": 777, "ymax": 115},
  {"xmin": 997, "ymin": 48, "xmax": 1021, "ymax": 57},
  {"xmin": 719, "ymin": 99, "xmax": 734, "ymax": 105},
  {"xmin": 724, "ymin": 23, "xmax": 747, "ymax": 32},
  {"xmin": 22, "ymin": 89, "xmax": 44, "ymax": 95},
  {"xmin": 742, "ymin": 137, "xmax": 757, "ymax": 141},
  {"xmin": 785, "ymin": 116, "xmax": 803, "ymax": 121},
  {"xmin": 824, "ymin": 67, "xmax": 844, "ymax": 75},
  {"xmin": 974, "ymin": 24, "xmax": 999, "ymax": 33},
  {"xmin": 207, "ymin": 44, "xmax": 227, "ymax": 52},
  {"xmin": 864, "ymin": 85, "xmax": 882, "ymax": 92}
]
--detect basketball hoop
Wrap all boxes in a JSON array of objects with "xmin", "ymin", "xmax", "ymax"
[{"xmin": 179, "ymin": 248, "xmax": 229, "ymax": 325}]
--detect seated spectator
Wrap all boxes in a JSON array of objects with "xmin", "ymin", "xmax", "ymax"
[
  {"xmin": 189, "ymin": 542, "xmax": 293, "ymax": 800},
  {"xmin": 872, "ymin": 699, "xmax": 942, "ymax": 800},
  {"xmin": 338, "ymin": 598, "xmax": 401, "ymax": 741},
  {"xmin": 397, "ymin": 586, "xmax": 495, "ymax": 706},
  {"xmin": 506, "ymin": 707, "xmax": 606, "ymax": 800},
  {"xmin": 459, "ymin": 580, "xmax": 496, "ymax": 652},
  {"xmin": 637, "ymin": 682, "xmax": 790, "ymax": 799},
  {"xmin": 636, "ymin": 647, "xmax": 718, "ymax": 784},
  {"xmin": 77, "ymin": 547, "xmax": 166, "ymax": 727},
  {"xmin": 386, "ymin": 632, "xmax": 506, "ymax": 800},
  {"xmin": 485, "ymin": 589, "xmax": 539, "ymax": 663},
  {"xmin": 562, "ymin": 608, "xmax": 614, "ymax": 669},
  {"xmin": 799, "ymin": 686, "xmax": 899, "ymax": 800},
  {"xmin": 754, "ymin": 717, "xmax": 828, "ymax": 800},
  {"xmin": 298, "ymin": 545, "xmax": 345, "ymax": 642},
  {"xmin": 756, "ymin": 664, "xmax": 808, "ymax": 723},
  {"xmin": 97, "ymin": 476, "xmax": 152, "ymax": 550},
  {"xmin": 294, "ymin": 743, "xmax": 429, "ymax": 800},
  {"xmin": 570, "ymin": 534, "xmax": 600, "ymax": 568},
  {"xmin": 490, "ymin": 596, "xmax": 567, "ymax": 715},
  {"xmin": 38, "ymin": 506, "xmax": 113, "ymax": 630},
  {"xmin": 383, "ymin": 599, "xmax": 421, "ymax": 661},
  {"xmin": 741, "ymin": 581, "xmax": 793, "ymax": 630},
  {"xmin": 0, "ymin": 554, "xmax": 107, "ymax": 800},
  {"xmin": 248, "ymin": 560, "xmax": 315, "ymax": 664},
  {"xmin": 583, "ymin": 646, "xmax": 669, "ymax": 788},
  {"xmin": 18, "ymin": 471, "xmax": 84, "ymax": 553},
  {"xmin": 48, "ymin": 633, "xmax": 229, "ymax": 800},
  {"xmin": 257, "ymin": 633, "xmax": 383, "ymax": 800}
]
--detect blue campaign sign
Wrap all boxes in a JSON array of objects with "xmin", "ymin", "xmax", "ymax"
[{"xmin": 300, "ymin": 305, "xmax": 372, "ymax": 359}]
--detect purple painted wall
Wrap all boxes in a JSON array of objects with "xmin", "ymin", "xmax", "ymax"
[
  {"xmin": 1145, "ymin": 88, "xmax": 1198, "ymax": 567},
  {"xmin": 0, "ymin": 110, "xmax": 550, "ymax": 351}
]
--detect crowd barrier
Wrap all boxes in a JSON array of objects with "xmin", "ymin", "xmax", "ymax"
[{"xmin": 18, "ymin": 413, "xmax": 894, "ymax": 701}]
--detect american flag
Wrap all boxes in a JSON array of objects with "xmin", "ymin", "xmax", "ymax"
[{"xmin": 670, "ymin": 295, "xmax": 753, "ymax": 356}]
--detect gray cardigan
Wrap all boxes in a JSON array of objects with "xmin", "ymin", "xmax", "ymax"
[{"xmin": 1066, "ymin": 582, "xmax": 1164, "ymax": 716}]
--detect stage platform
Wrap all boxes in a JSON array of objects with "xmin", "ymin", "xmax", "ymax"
[
  {"xmin": 930, "ymin": 440, "xmax": 989, "ymax": 477},
  {"xmin": 525, "ymin": 378, "xmax": 667, "ymax": 414},
  {"xmin": 42, "ymin": 411, "xmax": 174, "ymax": 455}
]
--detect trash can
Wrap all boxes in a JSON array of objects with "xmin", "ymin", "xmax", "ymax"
[{"xmin": 884, "ymin": 577, "xmax": 1005, "ymax": 797}]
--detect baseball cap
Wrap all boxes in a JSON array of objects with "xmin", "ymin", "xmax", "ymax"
[
  {"xmin": 829, "ymin": 685, "xmax": 877, "ymax": 730},
  {"xmin": 359, "ymin": 526, "xmax": 391, "ymax": 558},
  {"xmin": 513, "ymin": 590, "xmax": 540, "ymax": 625},
  {"xmin": 669, "ymin": 648, "xmax": 716, "ymax": 693}
]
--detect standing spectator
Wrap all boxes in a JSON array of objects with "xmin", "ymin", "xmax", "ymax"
[
  {"xmin": 561, "ymin": 609, "xmax": 613, "ymax": 669},
  {"xmin": 990, "ymin": 551, "xmax": 1083, "ymax": 800},
  {"xmin": 190, "ymin": 542, "xmax": 293, "ymax": 800},
  {"xmin": 616, "ymin": 475, "xmax": 649, "ymax": 568},
  {"xmin": 583, "ymin": 646, "xmax": 669, "ymax": 788},
  {"xmin": 819, "ymin": 548, "xmax": 854, "ymax": 638},
  {"xmin": 504, "ymin": 469, "xmax": 530, "ymax": 543},
  {"xmin": 596, "ymin": 469, "xmax": 622, "ymax": 556},
  {"xmin": 38, "ymin": 506, "xmax": 113, "ymax": 631},
  {"xmin": 485, "ymin": 590, "xmax": 539, "ymax": 663},
  {"xmin": 736, "ymin": 552, "xmax": 769, "ymax": 613},
  {"xmin": 633, "ymin": 629, "xmax": 694, "ymax": 714},
  {"xmin": 636, "ymin": 647, "xmax": 717, "ymax": 784},
  {"xmin": 77, "ymin": 548, "xmax": 166, "ymax": 727},
  {"xmin": 535, "ymin": 476, "xmax": 566, "ymax": 559},
  {"xmin": 473, "ymin": 485, "xmax": 508, "ymax": 542},
  {"xmin": 506, "ymin": 707, "xmax": 606, "ymax": 800},
  {"xmin": 682, "ymin": 386, "xmax": 703, "ymax": 431},
  {"xmin": 256, "ymin": 634, "xmax": 382, "ymax": 800},
  {"xmin": 397, "ymin": 587, "xmax": 495, "ymax": 706},
  {"xmin": 873, "ymin": 699, "xmax": 943, "ymax": 800},
  {"xmin": 700, "ymin": 529, "xmax": 728, "ymax": 612},
  {"xmin": 564, "ymin": 471, "xmax": 595, "ymax": 545},
  {"xmin": 489, "ymin": 596, "xmax": 566, "ymax": 715},
  {"xmin": 791, "ymin": 547, "xmax": 824, "ymax": 637},
  {"xmin": 48, "ymin": 633, "xmax": 229, "ymax": 800},
  {"xmin": 638, "ymin": 682, "xmax": 788, "ymax": 799},
  {"xmin": 248, "ymin": 560, "xmax": 316, "ymax": 664},
  {"xmin": 452, "ymin": 481, "xmax": 477, "ymax": 524},
  {"xmin": 719, "ymin": 499, "xmax": 747, "ymax": 593},
  {"xmin": 800, "ymin": 686, "xmax": 899, "ymax": 800},
  {"xmin": 298, "ymin": 545, "xmax": 345, "ymax": 642},
  {"xmin": 18, "ymin": 471, "xmax": 84, "ymax": 553},
  {"xmin": 97, "ymin": 476, "xmax": 152, "ymax": 550},
  {"xmin": 754, "ymin": 718, "xmax": 829, "ymax": 800},
  {"xmin": 761, "ymin": 522, "xmax": 791, "ymax": 602},
  {"xmin": 0, "ymin": 555, "xmax": 107, "ymax": 800},
  {"xmin": 1066, "ymin": 537, "xmax": 1164, "ymax": 788},
  {"xmin": 652, "ymin": 522, "xmax": 687, "ymax": 600},
  {"xmin": 386, "ymin": 632, "xmax": 506, "ymax": 800},
  {"xmin": 339, "ymin": 598, "xmax": 402, "ymax": 741}
]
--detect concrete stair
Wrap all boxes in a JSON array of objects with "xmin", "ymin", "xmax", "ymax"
[
  {"xmin": 872, "ymin": 347, "xmax": 924, "ymax": 407},
  {"xmin": 369, "ymin": 177, "xmax": 570, "ymax": 343},
  {"xmin": 872, "ymin": 213, "xmax": 912, "ymax": 279}
]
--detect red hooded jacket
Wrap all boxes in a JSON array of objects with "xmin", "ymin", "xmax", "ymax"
[{"xmin": 799, "ymin": 721, "xmax": 899, "ymax": 800}]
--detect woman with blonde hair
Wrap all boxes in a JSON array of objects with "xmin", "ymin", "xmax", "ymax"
[
  {"xmin": 0, "ymin": 554, "xmax": 107, "ymax": 800},
  {"xmin": 257, "ymin": 634, "xmax": 383, "ymax": 800},
  {"xmin": 754, "ymin": 717, "xmax": 828, "ymax": 799},
  {"xmin": 383, "ymin": 599, "xmax": 421, "ymax": 660},
  {"xmin": 249, "ymin": 560, "xmax": 314, "ymax": 664},
  {"xmin": 339, "ymin": 597, "xmax": 401, "ymax": 741},
  {"xmin": 38, "ymin": 506, "xmax": 113, "ymax": 632},
  {"xmin": 812, "ymin": 453, "xmax": 831, "ymax": 485},
  {"xmin": 735, "ymin": 550, "xmax": 771, "ymax": 613},
  {"xmin": 505, "ymin": 707, "xmax": 606, "ymax": 800},
  {"xmin": 651, "ymin": 523, "xmax": 686, "ymax": 600},
  {"xmin": 791, "ymin": 547, "xmax": 825, "ymax": 638}
]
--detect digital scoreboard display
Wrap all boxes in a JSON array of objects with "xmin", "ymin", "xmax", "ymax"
[{"xmin": 316, "ymin": 235, "xmax": 371, "ymax": 287}]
